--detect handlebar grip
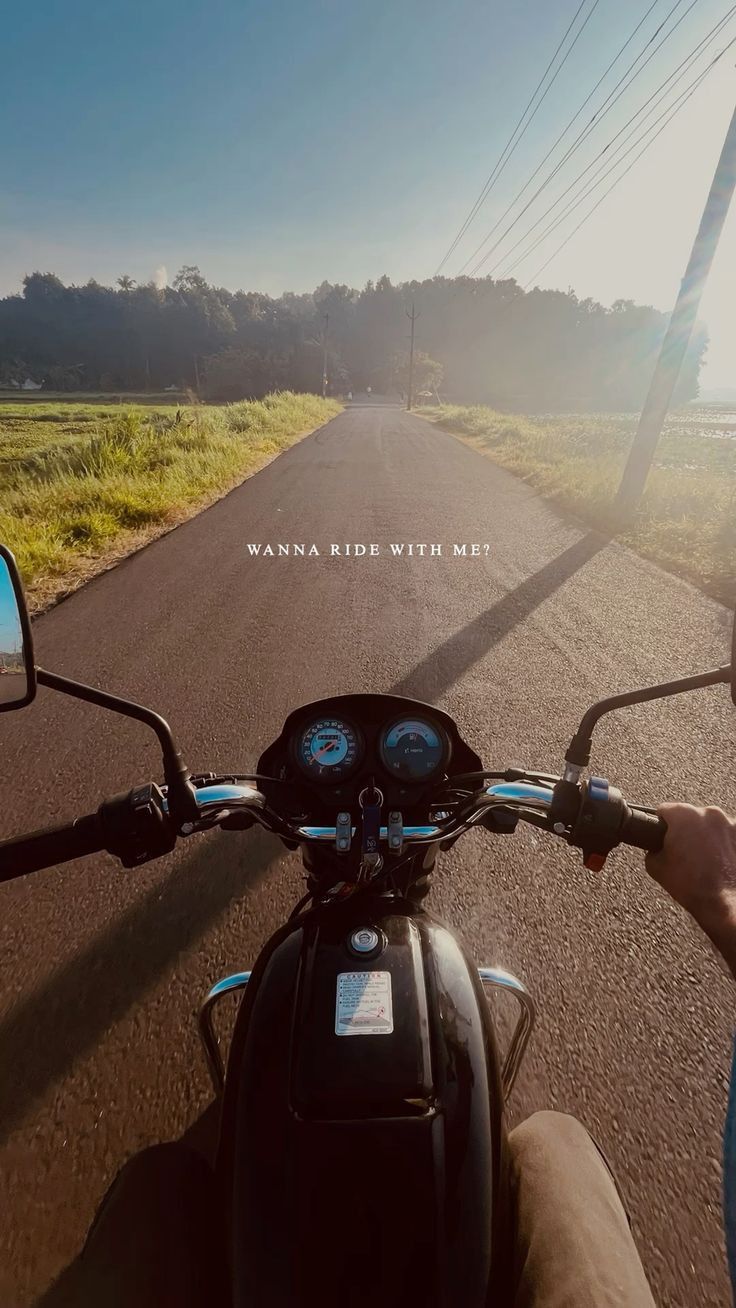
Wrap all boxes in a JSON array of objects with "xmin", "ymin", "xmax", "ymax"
[
  {"xmin": 0, "ymin": 812, "xmax": 105, "ymax": 882},
  {"xmin": 620, "ymin": 807, "xmax": 667, "ymax": 854}
]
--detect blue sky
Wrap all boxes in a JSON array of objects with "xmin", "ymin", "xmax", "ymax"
[
  {"xmin": 2, "ymin": 0, "xmax": 735, "ymax": 384},
  {"xmin": 0, "ymin": 565, "xmax": 21, "ymax": 654}
]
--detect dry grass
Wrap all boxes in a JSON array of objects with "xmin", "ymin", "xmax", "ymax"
[
  {"xmin": 0, "ymin": 393, "xmax": 341, "ymax": 608},
  {"xmin": 420, "ymin": 404, "xmax": 736, "ymax": 604}
]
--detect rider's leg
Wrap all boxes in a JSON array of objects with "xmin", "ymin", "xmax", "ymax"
[
  {"xmin": 508, "ymin": 1111, "xmax": 657, "ymax": 1308},
  {"xmin": 39, "ymin": 1142, "xmax": 228, "ymax": 1308}
]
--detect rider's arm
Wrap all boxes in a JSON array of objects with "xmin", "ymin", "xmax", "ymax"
[
  {"xmin": 646, "ymin": 804, "xmax": 736, "ymax": 1297},
  {"xmin": 646, "ymin": 803, "xmax": 736, "ymax": 979}
]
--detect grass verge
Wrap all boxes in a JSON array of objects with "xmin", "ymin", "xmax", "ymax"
[
  {"xmin": 420, "ymin": 405, "xmax": 735, "ymax": 605},
  {"xmin": 1, "ymin": 393, "xmax": 341, "ymax": 609}
]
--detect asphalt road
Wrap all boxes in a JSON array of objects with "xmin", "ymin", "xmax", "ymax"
[{"xmin": 0, "ymin": 403, "xmax": 734, "ymax": 1307}]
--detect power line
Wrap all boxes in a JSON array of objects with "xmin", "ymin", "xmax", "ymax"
[
  {"xmin": 461, "ymin": 0, "xmax": 699, "ymax": 276},
  {"xmin": 433, "ymin": 0, "xmax": 599, "ymax": 275},
  {"xmin": 521, "ymin": 64, "xmax": 725, "ymax": 284},
  {"xmin": 523, "ymin": 43, "xmax": 734, "ymax": 287},
  {"xmin": 465, "ymin": 0, "xmax": 699, "ymax": 275},
  {"xmin": 503, "ymin": 50, "xmax": 731, "ymax": 279},
  {"xmin": 493, "ymin": 6, "xmax": 736, "ymax": 278},
  {"xmin": 461, "ymin": 0, "xmax": 695, "ymax": 275},
  {"xmin": 495, "ymin": 10, "xmax": 736, "ymax": 279},
  {"xmin": 447, "ymin": 0, "xmax": 663, "ymax": 275}
]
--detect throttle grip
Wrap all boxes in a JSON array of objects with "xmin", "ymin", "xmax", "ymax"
[
  {"xmin": 621, "ymin": 807, "xmax": 667, "ymax": 854},
  {"xmin": 0, "ymin": 812, "xmax": 105, "ymax": 881}
]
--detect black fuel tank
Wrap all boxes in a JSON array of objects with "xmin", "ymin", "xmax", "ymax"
[{"xmin": 221, "ymin": 897, "xmax": 511, "ymax": 1308}]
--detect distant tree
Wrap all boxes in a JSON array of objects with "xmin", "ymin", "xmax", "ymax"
[
  {"xmin": 392, "ymin": 350, "xmax": 443, "ymax": 400},
  {"xmin": 42, "ymin": 363, "xmax": 85, "ymax": 391},
  {"xmin": 22, "ymin": 272, "xmax": 65, "ymax": 303},
  {"xmin": 203, "ymin": 346, "xmax": 289, "ymax": 400},
  {"xmin": 0, "ymin": 267, "xmax": 708, "ymax": 409},
  {"xmin": 0, "ymin": 355, "xmax": 28, "ymax": 388},
  {"xmin": 173, "ymin": 265, "xmax": 209, "ymax": 293}
]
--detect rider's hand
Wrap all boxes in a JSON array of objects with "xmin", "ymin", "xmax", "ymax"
[{"xmin": 646, "ymin": 803, "xmax": 736, "ymax": 978}]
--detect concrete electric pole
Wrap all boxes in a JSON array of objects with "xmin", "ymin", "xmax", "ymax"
[
  {"xmin": 321, "ymin": 313, "xmax": 329, "ymax": 399},
  {"xmin": 406, "ymin": 302, "xmax": 418, "ymax": 410},
  {"xmin": 615, "ymin": 98, "xmax": 736, "ymax": 516}
]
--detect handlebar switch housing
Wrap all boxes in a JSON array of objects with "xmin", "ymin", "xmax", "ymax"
[
  {"xmin": 570, "ymin": 776, "xmax": 626, "ymax": 870},
  {"xmin": 100, "ymin": 784, "xmax": 175, "ymax": 868}
]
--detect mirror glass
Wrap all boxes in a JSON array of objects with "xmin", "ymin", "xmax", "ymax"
[{"xmin": 0, "ymin": 555, "xmax": 31, "ymax": 708}]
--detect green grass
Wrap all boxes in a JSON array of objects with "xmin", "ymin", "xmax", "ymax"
[
  {"xmin": 0, "ymin": 393, "xmax": 341, "ymax": 607},
  {"xmin": 421, "ymin": 404, "xmax": 736, "ymax": 604}
]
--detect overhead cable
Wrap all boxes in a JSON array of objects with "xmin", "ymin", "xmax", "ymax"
[{"xmin": 434, "ymin": 0, "xmax": 600, "ymax": 275}]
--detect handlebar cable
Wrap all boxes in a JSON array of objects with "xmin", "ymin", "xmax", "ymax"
[
  {"xmin": 444, "ymin": 770, "xmax": 558, "ymax": 788},
  {"xmin": 191, "ymin": 773, "xmax": 287, "ymax": 787}
]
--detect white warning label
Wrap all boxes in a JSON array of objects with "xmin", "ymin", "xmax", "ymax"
[{"xmin": 335, "ymin": 971, "xmax": 394, "ymax": 1036}]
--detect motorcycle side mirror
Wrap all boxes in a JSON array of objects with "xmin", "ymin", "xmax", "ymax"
[{"xmin": 0, "ymin": 546, "xmax": 36, "ymax": 712}]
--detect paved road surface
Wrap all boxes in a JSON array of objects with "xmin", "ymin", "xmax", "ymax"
[{"xmin": 0, "ymin": 404, "xmax": 734, "ymax": 1306}]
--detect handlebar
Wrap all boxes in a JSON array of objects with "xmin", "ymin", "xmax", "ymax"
[
  {"xmin": 183, "ymin": 778, "xmax": 667, "ymax": 856},
  {"xmin": 620, "ymin": 806, "xmax": 666, "ymax": 853},
  {"xmin": 0, "ymin": 812, "xmax": 105, "ymax": 881},
  {"xmin": 0, "ymin": 774, "xmax": 668, "ymax": 882}
]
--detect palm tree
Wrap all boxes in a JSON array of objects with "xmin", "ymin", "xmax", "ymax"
[{"xmin": 117, "ymin": 275, "xmax": 136, "ymax": 292}]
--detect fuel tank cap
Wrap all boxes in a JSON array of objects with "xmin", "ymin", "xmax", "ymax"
[{"xmin": 348, "ymin": 927, "xmax": 383, "ymax": 957}]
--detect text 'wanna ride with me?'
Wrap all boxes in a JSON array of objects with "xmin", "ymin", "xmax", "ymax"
[{"xmin": 245, "ymin": 544, "xmax": 491, "ymax": 557}]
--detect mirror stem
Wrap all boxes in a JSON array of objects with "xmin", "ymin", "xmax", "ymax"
[
  {"xmin": 565, "ymin": 665, "xmax": 731, "ymax": 771},
  {"xmin": 36, "ymin": 668, "xmax": 198, "ymax": 823}
]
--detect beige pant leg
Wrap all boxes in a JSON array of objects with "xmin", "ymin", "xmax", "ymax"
[{"xmin": 508, "ymin": 1111, "xmax": 657, "ymax": 1308}]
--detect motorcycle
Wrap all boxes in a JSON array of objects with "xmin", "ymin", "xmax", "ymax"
[{"xmin": 0, "ymin": 542, "xmax": 734, "ymax": 1306}]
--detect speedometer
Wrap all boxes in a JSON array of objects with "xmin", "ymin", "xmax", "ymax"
[
  {"xmin": 380, "ymin": 718, "xmax": 448, "ymax": 782},
  {"xmin": 296, "ymin": 718, "xmax": 362, "ymax": 781}
]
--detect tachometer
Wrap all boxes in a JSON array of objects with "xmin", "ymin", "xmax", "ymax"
[
  {"xmin": 296, "ymin": 718, "xmax": 362, "ymax": 781},
  {"xmin": 380, "ymin": 718, "xmax": 448, "ymax": 782}
]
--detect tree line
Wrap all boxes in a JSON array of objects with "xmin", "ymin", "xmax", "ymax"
[{"xmin": 0, "ymin": 266, "xmax": 706, "ymax": 410}]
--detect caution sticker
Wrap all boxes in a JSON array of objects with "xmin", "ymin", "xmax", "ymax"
[{"xmin": 335, "ymin": 971, "xmax": 394, "ymax": 1036}]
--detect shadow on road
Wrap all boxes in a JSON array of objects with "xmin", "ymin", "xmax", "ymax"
[
  {"xmin": 0, "ymin": 826, "xmax": 282, "ymax": 1144},
  {"xmin": 392, "ymin": 530, "xmax": 606, "ymax": 702}
]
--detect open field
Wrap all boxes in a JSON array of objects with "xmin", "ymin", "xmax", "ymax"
[
  {"xmin": 0, "ymin": 393, "xmax": 341, "ymax": 609},
  {"xmin": 0, "ymin": 391, "xmax": 189, "ymax": 406},
  {"xmin": 421, "ymin": 404, "xmax": 736, "ymax": 604}
]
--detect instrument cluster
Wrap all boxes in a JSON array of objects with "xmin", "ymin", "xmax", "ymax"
[
  {"xmin": 257, "ymin": 693, "xmax": 483, "ymax": 812},
  {"xmin": 294, "ymin": 714, "xmax": 448, "ymax": 785}
]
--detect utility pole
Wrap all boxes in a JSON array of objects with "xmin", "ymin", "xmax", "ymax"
[
  {"xmin": 321, "ymin": 312, "xmax": 329, "ymax": 399},
  {"xmin": 406, "ymin": 302, "xmax": 418, "ymax": 410},
  {"xmin": 616, "ymin": 99, "xmax": 736, "ymax": 515}
]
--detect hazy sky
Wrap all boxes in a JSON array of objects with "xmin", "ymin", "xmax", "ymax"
[{"xmin": 2, "ymin": 0, "xmax": 735, "ymax": 386}]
